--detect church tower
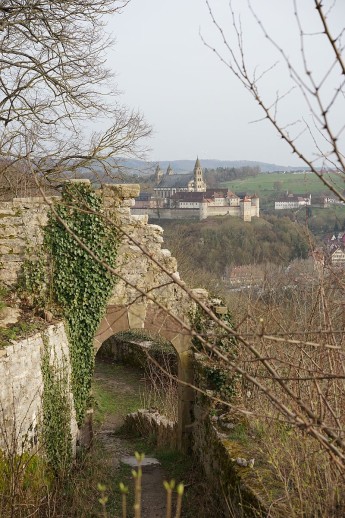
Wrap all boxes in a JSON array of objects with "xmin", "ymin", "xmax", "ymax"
[
  {"xmin": 154, "ymin": 164, "xmax": 163, "ymax": 185},
  {"xmin": 166, "ymin": 163, "xmax": 174, "ymax": 176},
  {"xmin": 193, "ymin": 157, "xmax": 206, "ymax": 192}
]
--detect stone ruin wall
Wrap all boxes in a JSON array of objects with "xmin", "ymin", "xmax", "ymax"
[
  {"xmin": 0, "ymin": 182, "xmax": 191, "ymax": 452},
  {"xmin": 0, "ymin": 183, "xmax": 267, "ymax": 514},
  {"xmin": 0, "ymin": 182, "xmax": 191, "ymax": 324},
  {"xmin": 101, "ymin": 183, "xmax": 190, "ymax": 321},
  {"xmin": 0, "ymin": 323, "xmax": 78, "ymax": 454},
  {"xmin": 0, "ymin": 196, "xmax": 54, "ymax": 286}
]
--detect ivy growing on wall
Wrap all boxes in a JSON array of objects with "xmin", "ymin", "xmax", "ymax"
[
  {"xmin": 41, "ymin": 336, "xmax": 72, "ymax": 476},
  {"xmin": 45, "ymin": 182, "xmax": 118, "ymax": 424},
  {"xmin": 192, "ymin": 302, "xmax": 239, "ymax": 400},
  {"xmin": 18, "ymin": 253, "xmax": 51, "ymax": 308}
]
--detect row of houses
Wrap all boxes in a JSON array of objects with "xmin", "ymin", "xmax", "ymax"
[{"xmin": 275, "ymin": 191, "xmax": 344, "ymax": 210}]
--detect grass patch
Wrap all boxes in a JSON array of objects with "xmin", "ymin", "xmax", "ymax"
[
  {"xmin": 155, "ymin": 448, "xmax": 192, "ymax": 484},
  {"xmin": 54, "ymin": 438, "xmax": 135, "ymax": 518},
  {"xmin": 92, "ymin": 382, "xmax": 119, "ymax": 424},
  {"xmin": 92, "ymin": 381, "xmax": 142, "ymax": 424},
  {"xmin": 0, "ymin": 321, "xmax": 41, "ymax": 347},
  {"xmin": 92, "ymin": 361, "xmax": 143, "ymax": 425},
  {"xmin": 227, "ymin": 422, "xmax": 250, "ymax": 446},
  {"xmin": 221, "ymin": 171, "xmax": 341, "ymax": 198},
  {"xmin": 0, "ymin": 452, "xmax": 54, "ymax": 516}
]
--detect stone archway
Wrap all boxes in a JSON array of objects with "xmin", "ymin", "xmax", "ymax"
[{"xmin": 94, "ymin": 303, "xmax": 194, "ymax": 452}]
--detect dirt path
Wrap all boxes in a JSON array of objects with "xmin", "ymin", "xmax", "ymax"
[{"xmin": 93, "ymin": 358, "xmax": 168, "ymax": 517}]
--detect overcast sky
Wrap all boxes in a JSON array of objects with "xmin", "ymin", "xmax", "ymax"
[{"xmin": 107, "ymin": 0, "xmax": 345, "ymax": 166}]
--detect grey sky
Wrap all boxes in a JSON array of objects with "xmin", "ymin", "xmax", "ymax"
[{"xmin": 107, "ymin": 0, "xmax": 345, "ymax": 166}]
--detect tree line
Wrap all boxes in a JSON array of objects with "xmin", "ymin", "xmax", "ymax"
[
  {"xmin": 161, "ymin": 215, "xmax": 309, "ymax": 279},
  {"xmin": 204, "ymin": 165, "xmax": 260, "ymax": 187}
]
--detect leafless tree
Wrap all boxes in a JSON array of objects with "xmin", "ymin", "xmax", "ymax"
[
  {"xmin": 203, "ymin": 0, "xmax": 345, "ymax": 202},
  {"xmin": 0, "ymin": 0, "xmax": 150, "ymax": 187}
]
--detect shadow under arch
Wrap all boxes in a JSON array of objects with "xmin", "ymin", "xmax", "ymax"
[{"xmin": 94, "ymin": 303, "xmax": 194, "ymax": 452}]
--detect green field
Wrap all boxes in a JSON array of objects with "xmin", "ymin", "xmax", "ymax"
[{"xmin": 221, "ymin": 172, "xmax": 343, "ymax": 199}]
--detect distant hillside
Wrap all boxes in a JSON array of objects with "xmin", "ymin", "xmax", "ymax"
[
  {"xmin": 100, "ymin": 158, "xmax": 309, "ymax": 176},
  {"xmin": 152, "ymin": 159, "xmax": 308, "ymax": 174},
  {"xmin": 72, "ymin": 157, "xmax": 309, "ymax": 183}
]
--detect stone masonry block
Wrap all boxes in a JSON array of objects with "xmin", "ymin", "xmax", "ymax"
[{"xmin": 102, "ymin": 183, "xmax": 140, "ymax": 200}]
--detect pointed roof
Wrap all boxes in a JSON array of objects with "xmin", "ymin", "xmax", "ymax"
[
  {"xmin": 156, "ymin": 173, "xmax": 193, "ymax": 188},
  {"xmin": 194, "ymin": 157, "xmax": 201, "ymax": 169},
  {"xmin": 166, "ymin": 163, "xmax": 173, "ymax": 175}
]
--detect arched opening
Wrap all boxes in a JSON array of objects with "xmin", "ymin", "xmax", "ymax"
[
  {"xmin": 96, "ymin": 331, "xmax": 178, "ymax": 422},
  {"xmin": 94, "ymin": 303, "xmax": 194, "ymax": 451}
]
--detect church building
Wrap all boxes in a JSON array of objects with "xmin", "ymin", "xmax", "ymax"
[{"xmin": 153, "ymin": 158, "xmax": 207, "ymax": 203}]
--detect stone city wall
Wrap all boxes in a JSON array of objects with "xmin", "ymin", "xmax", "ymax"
[
  {"xmin": 131, "ymin": 207, "xmax": 200, "ymax": 220},
  {"xmin": 131, "ymin": 204, "xmax": 259, "ymax": 222},
  {"xmin": 0, "ymin": 183, "xmax": 272, "ymax": 509}
]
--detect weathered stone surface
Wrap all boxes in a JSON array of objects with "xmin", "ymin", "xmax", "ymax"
[
  {"xmin": 0, "ymin": 183, "xmax": 196, "ymax": 452},
  {"xmin": 102, "ymin": 183, "xmax": 140, "ymax": 199},
  {"xmin": 127, "ymin": 303, "xmax": 146, "ymax": 330},
  {"xmin": 0, "ymin": 323, "xmax": 78, "ymax": 454},
  {"xmin": 192, "ymin": 288, "xmax": 209, "ymax": 301},
  {"xmin": 192, "ymin": 360, "xmax": 267, "ymax": 516},
  {"xmin": 131, "ymin": 214, "xmax": 148, "ymax": 224},
  {"xmin": 124, "ymin": 410, "xmax": 177, "ymax": 450},
  {"xmin": 0, "ymin": 196, "xmax": 55, "ymax": 285},
  {"xmin": 0, "ymin": 306, "xmax": 21, "ymax": 326}
]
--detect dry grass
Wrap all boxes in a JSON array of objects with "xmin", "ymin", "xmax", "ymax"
[
  {"xmin": 140, "ymin": 351, "xmax": 178, "ymax": 422},
  {"xmin": 224, "ymin": 260, "xmax": 345, "ymax": 516}
]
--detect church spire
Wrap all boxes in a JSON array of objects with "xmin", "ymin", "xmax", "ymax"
[{"xmin": 193, "ymin": 156, "xmax": 206, "ymax": 192}]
